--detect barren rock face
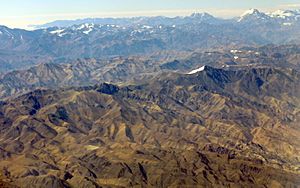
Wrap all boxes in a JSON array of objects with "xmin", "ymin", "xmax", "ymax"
[
  {"xmin": 0, "ymin": 66, "xmax": 299, "ymax": 187},
  {"xmin": 1, "ymin": 44, "xmax": 300, "ymax": 100}
]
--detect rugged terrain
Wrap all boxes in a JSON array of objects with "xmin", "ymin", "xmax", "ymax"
[
  {"xmin": 0, "ymin": 66, "xmax": 299, "ymax": 187},
  {"xmin": 1, "ymin": 8, "xmax": 300, "ymax": 188},
  {"xmin": 1, "ymin": 44, "xmax": 300, "ymax": 99},
  {"xmin": 1, "ymin": 9, "xmax": 300, "ymax": 72}
]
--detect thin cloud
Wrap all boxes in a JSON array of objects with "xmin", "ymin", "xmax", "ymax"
[
  {"xmin": 279, "ymin": 3, "xmax": 300, "ymax": 9},
  {"xmin": 1, "ymin": 8, "xmax": 246, "ymax": 19}
]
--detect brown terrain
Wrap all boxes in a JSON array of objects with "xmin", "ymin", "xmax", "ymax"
[
  {"xmin": 1, "ymin": 10, "xmax": 300, "ymax": 187},
  {"xmin": 1, "ymin": 44, "xmax": 300, "ymax": 99},
  {"xmin": 0, "ymin": 66, "xmax": 299, "ymax": 187}
]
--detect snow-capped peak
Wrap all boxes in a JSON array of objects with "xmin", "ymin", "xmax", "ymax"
[
  {"xmin": 188, "ymin": 66, "xmax": 206, "ymax": 74},
  {"xmin": 241, "ymin": 8, "xmax": 261, "ymax": 17},
  {"xmin": 269, "ymin": 9, "xmax": 300, "ymax": 20},
  {"xmin": 75, "ymin": 23, "xmax": 95, "ymax": 34},
  {"xmin": 189, "ymin": 12, "xmax": 216, "ymax": 22},
  {"xmin": 270, "ymin": 10, "xmax": 293, "ymax": 18},
  {"xmin": 190, "ymin": 12, "xmax": 211, "ymax": 18},
  {"xmin": 238, "ymin": 9, "xmax": 269, "ymax": 22}
]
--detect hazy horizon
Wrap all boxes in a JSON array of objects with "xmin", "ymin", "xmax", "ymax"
[{"xmin": 0, "ymin": 0, "xmax": 300, "ymax": 29}]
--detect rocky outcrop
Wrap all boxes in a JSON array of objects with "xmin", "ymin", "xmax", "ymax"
[{"xmin": 0, "ymin": 66, "xmax": 299, "ymax": 187}]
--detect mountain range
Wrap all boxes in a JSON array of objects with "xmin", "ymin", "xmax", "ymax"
[
  {"xmin": 0, "ymin": 44, "xmax": 299, "ymax": 99},
  {"xmin": 0, "ymin": 66, "xmax": 299, "ymax": 187},
  {"xmin": 33, "ymin": 9, "xmax": 300, "ymax": 28},
  {"xmin": 0, "ymin": 8, "xmax": 300, "ymax": 188},
  {"xmin": 0, "ymin": 9, "xmax": 300, "ymax": 73}
]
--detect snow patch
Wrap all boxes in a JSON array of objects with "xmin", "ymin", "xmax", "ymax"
[
  {"xmin": 142, "ymin": 25, "xmax": 152, "ymax": 29},
  {"xmin": 77, "ymin": 24, "xmax": 87, "ymax": 30},
  {"xmin": 241, "ymin": 9, "xmax": 260, "ymax": 17},
  {"xmin": 50, "ymin": 29, "xmax": 64, "ymax": 34},
  {"xmin": 188, "ymin": 66, "xmax": 206, "ymax": 74},
  {"xmin": 230, "ymin": 49, "xmax": 242, "ymax": 53},
  {"xmin": 283, "ymin": 22, "xmax": 292, "ymax": 26},
  {"xmin": 238, "ymin": 9, "xmax": 266, "ymax": 22},
  {"xmin": 270, "ymin": 10, "xmax": 294, "ymax": 19},
  {"xmin": 50, "ymin": 29, "xmax": 66, "ymax": 37},
  {"xmin": 83, "ymin": 28, "xmax": 93, "ymax": 34},
  {"xmin": 76, "ymin": 23, "xmax": 94, "ymax": 34}
]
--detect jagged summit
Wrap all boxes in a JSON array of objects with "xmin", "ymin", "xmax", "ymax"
[
  {"xmin": 190, "ymin": 12, "xmax": 213, "ymax": 18},
  {"xmin": 0, "ymin": 64, "xmax": 299, "ymax": 187},
  {"xmin": 238, "ymin": 8, "xmax": 270, "ymax": 22},
  {"xmin": 241, "ymin": 8, "xmax": 261, "ymax": 16},
  {"xmin": 269, "ymin": 9, "xmax": 300, "ymax": 21},
  {"xmin": 237, "ymin": 8, "xmax": 300, "ymax": 23}
]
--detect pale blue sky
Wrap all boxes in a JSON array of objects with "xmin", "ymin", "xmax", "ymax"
[{"xmin": 0, "ymin": 0, "xmax": 300, "ymax": 28}]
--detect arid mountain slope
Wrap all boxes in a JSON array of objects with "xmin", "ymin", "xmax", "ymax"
[
  {"xmin": 1, "ymin": 44, "xmax": 300, "ymax": 99},
  {"xmin": 0, "ymin": 66, "xmax": 299, "ymax": 187}
]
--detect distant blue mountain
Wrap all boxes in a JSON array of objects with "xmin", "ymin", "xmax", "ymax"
[
  {"xmin": 30, "ymin": 12, "xmax": 224, "ymax": 29},
  {"xmin": 0, "ymin": 9, "xmax": 299, "ymax": 72}
]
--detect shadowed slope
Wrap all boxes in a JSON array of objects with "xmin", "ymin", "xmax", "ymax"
[{"xmin": 0, "ymin": 67, "xmax": 299, "ymax": 187}]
